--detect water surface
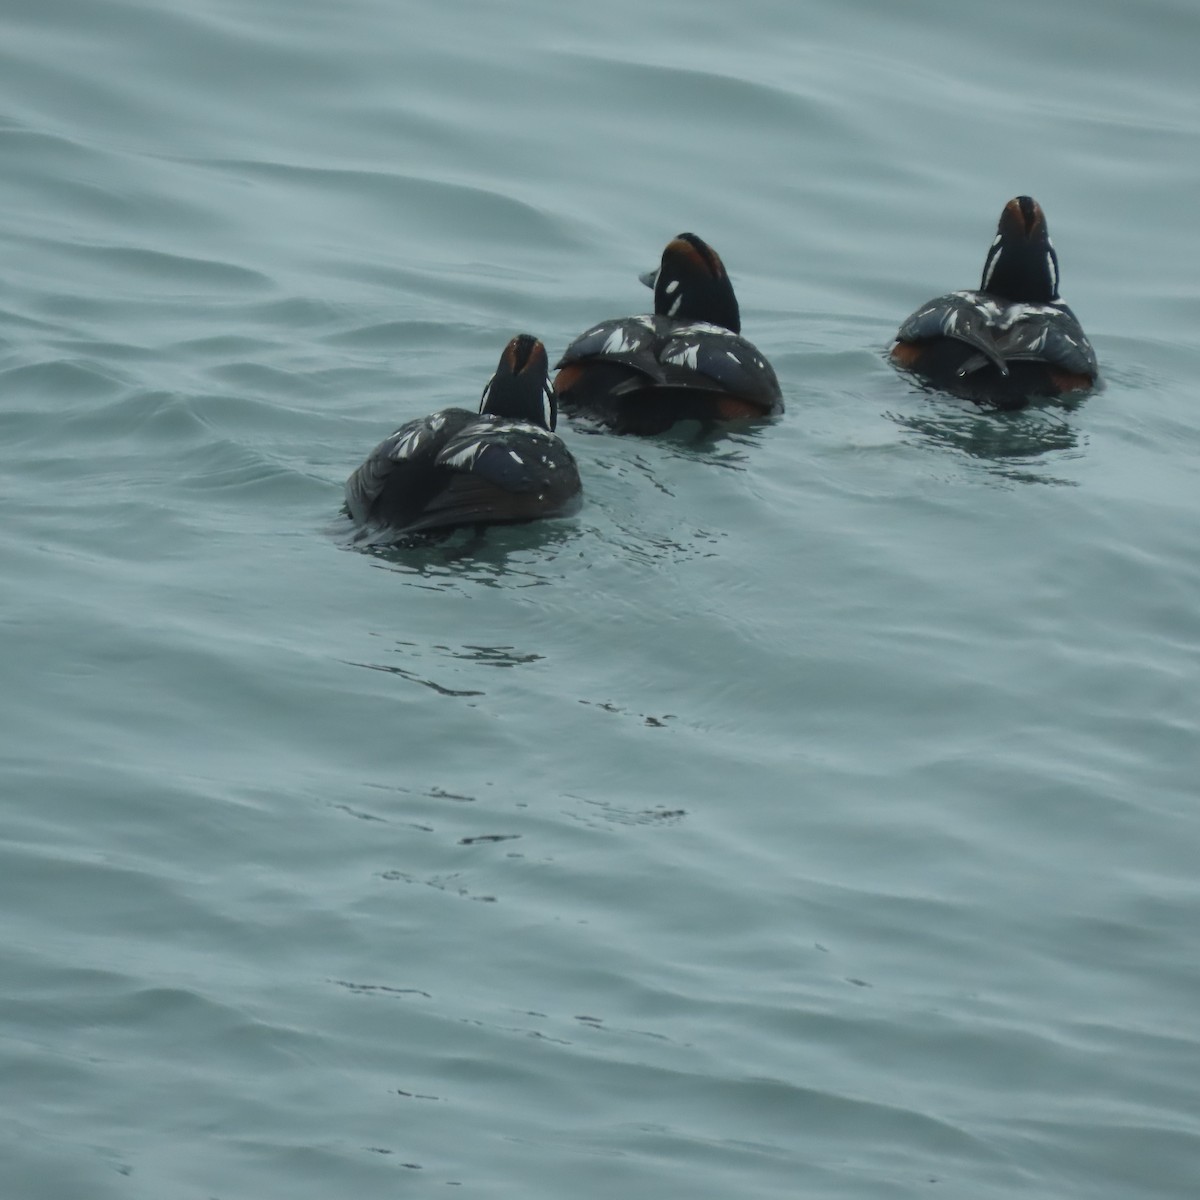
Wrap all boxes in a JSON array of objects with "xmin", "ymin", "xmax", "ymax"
[{"xmin": 2, "ymin": 1, "xmax": 1199, "ymax": 1197}]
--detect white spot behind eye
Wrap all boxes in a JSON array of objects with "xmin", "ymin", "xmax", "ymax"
[
  {"xmin": 668, "ymin": 295, "xmax": 682, "ymax": 317},
  {"xmin": 508, "ymin": 450, "xmax": 523, "ymax": 464},
  {"xmin": 665, "ymin": 279, "xmax": 679, "ymax": 294}
]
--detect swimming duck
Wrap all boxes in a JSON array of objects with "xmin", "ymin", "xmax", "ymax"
[
  {"xmin": 890, "ymin": 196, "xmax": 1098, "ymax": 408},
  {"xmin": 345, "ymin": 334, "xmax": 582, "ymax": 536},
  {"xmin": 553, "ymin": 233, "xmax": 784, "ymax": 434}
]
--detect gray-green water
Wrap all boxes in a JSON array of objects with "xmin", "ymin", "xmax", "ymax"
[{"xmin": 3, "ymin": 1, "xmax": 1199, "ymax": 1197}]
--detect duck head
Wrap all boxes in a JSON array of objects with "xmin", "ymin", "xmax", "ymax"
[
  {"xmin": 639, "ymin": 233, "xmax": 741, "ymax": 333},
  {"xmin": 480, "ymin": 334, "xmax": 556, "ymax": 431},
  {"xmin": 979, "ymin": 196, "xmax": 1061, "ymax": 304}
]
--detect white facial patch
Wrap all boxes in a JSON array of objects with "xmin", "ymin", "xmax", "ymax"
[{"xmin": 665, "ymin": 279, "xmax": 679, "ymax": 294}]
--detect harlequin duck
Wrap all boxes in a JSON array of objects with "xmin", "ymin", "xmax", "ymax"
[
  {"xmin": 890, "ymin": 196, "xmax": 1098, "ymax": 409},
  {"xmin": 345, "ymin": 334, "xmax": 582, "ymax": 537},
  {"xmin": 553, "ymin": 233, "xmax": 784, "ymax": 435}
]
